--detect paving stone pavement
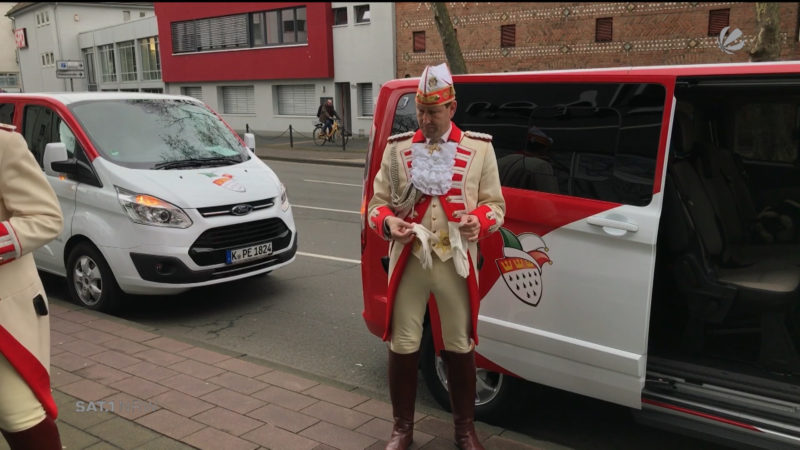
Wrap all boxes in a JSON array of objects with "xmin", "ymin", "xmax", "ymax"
[{"xmin": 0, "ymin": 299, "xmax": 544, "ymax": 450}]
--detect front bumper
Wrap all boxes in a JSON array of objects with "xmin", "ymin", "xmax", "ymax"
[{"xmin": 130, "ymin": 233, "xmax": 297, "ymax": 284}]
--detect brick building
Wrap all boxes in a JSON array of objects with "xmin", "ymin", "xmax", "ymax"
[{"xmin": 396, "ymin": 2, "xmax": 800, "ymax": 77}]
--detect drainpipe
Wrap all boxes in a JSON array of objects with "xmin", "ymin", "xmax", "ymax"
[
  {"xmin": 53, "ymin": 3, "xmax": 68, "ymax": 91},
  {"xmin": 11, "ymin": 16, "xmax": 24, "ymax": 93}
]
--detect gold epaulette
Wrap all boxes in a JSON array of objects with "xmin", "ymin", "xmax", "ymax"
[
  {"xmin": 0, "ymin": 123, "xmax": 16, "ymax": 132},
  {"xmin": 387, "ymin": 131, "xmax": 415, "ymax": 143},
  {"xmin": 464, "ymin": 130, "xmax": 492, "ymax": 142}
]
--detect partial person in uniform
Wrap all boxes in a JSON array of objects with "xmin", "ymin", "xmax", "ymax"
[
  {"xmin": 0, "ymin": 123, "xmax": 64, "ymax": 449},
  {"xmin": 367, "ymin": 63, "xmax": 505, "ymax": 450}
]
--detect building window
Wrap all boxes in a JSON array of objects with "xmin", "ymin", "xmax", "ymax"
[
  {"xmin": 82, "ymin": 48, "xmax": 97, "ymax": 91},
  {"xmin": 139, "ymin": 37, "xmax": 161, "ymax": 80},
  {"xmin": 123, "ymin": 10, "xmax": 131, "ymax": 22},
  {"xmin": 172, "ymin": 14, "xmax": 250, "ymax": 53},
  {"xmin": 243, "ymin": 6, "xmax": 307, "ymax": 49},
  {"xmin": 221, "ymin": 86, "xmax": 255, "ymax": 114},
  {"xmin": 141, "ymin": 88, "xmax": 163, "ymax": 93},
  {"xmin": 181, "ymin": 86, "xmax": 203, "ymax": 102},
  {"xmin": 333, "ymin": 7, "xmax": 347, "ymax": 26},
  {"xmin": 36, "ymin": 11, "xmax": 50, "ymax": 27},
  {"xmin": 118, "ymin": 40, "xmax": 137, "ymax": 82},
  {"xmin": 501, "ymin": 24, "xmax": 516, "ymax": 48},
  {"xmin": 358, "ymin": 83, "xmax": 373, "ymax": 117},
  {"xmin": 98, "ymin": 44, "xmax": 116, "ymax": 82},
  {"xmin": 355, "ymin": 5, "xmax": 370, "ymax": 24},
  {"xmin": 708, "ymin": 8, "xmax": 730, "ymax": 36},
  {"xmin": 596, "ymin": 17, "xmax": 613, "ymax": 42},
  {"xmin": 140, "ymin": 11, "xmax": 146, "ymax": 18},
  {"xmin": 276, "ymin": 84, "xmax": 315, "ymax": 116},
  {"xmin": 413, "ymin": 31, "xmax": 425, "ymax": 53},
  {"xmin": 40, "ymin": 52, "xmax": 54, "ymax": 67},
  {"xmin": 0, "ymin": 73, "xmax": 18, "ymax": 87}
]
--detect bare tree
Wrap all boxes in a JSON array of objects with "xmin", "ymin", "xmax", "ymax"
[
  {"xmin": 749, "ymin": 2, "xmax": 781, "ymax": 62},
  {"xmin": 431, "ymin": 3, "xmax": 467, "ymax": 74}
]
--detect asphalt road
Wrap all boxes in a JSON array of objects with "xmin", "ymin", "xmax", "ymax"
[{"xmin": 42, "ymin": 159, "xmax": 732, "ymax": 449}]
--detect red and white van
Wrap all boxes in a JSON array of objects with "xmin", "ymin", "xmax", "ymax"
[{"xmin": 360, "ymin": 62, "xmax": 800, "ymax": 449}]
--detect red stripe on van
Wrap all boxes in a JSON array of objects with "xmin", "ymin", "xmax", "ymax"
[{"xmin": 642, "ymin": 398, "xmax": 760, "ymax": 432}]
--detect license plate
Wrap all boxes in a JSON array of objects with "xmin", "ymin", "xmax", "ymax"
[{"xmin": 226, "ymin": 242, "xmax": 273, "ymax": 264}]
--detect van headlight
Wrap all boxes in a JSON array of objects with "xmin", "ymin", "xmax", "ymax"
[
  {"xmin": 116, "ymin": 186, "xmax": 192, "ymax": 228},
  {"xmin": 280, "ymin": 183, "xmax": 290, "ymax": 211}
]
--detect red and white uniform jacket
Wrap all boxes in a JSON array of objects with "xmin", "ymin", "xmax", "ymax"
[
  {"xmin": 0, "ymin": 126, "xmax": 64, "ymax": 419},
  {"xmin": 367, "ymin": 124, "xmax": 505, "ymax": 346}
]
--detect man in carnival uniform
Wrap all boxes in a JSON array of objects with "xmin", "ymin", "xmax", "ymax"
[
  {"xmin": 0, "ymin": 123, "xmax": 64, "ymax": 449},
  {"xmin": 367, "ymin": 63, "xmax": 505, "ymax": 450}
]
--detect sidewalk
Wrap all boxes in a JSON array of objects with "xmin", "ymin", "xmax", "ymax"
[
  {"xmin": 5, "ymin": 295, "xmax": 544, "ymax": 450},
  {"xmin": 252, "ymin": 131, "xmax": 368, "ymax": 168}
]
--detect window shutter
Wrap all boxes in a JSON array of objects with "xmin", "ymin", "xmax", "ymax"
[
  {"xmin": 708, "ymin": 8, "xmax": 730, "ymax": 36},
  {"xmin": 221, "ymin": 86, "xmax": 255, "ymax": 114},
  {"xmin": 413, "ymin": 31, "xmax": 425, "ymax": 52},
  {"xmin": 501, "ymin": 24, "xmax": 516, "ymax": 48},
  {"xmin": 596, "ymin": 17, "xmax": 613, "ymax": 42},
  {"xmin": 359, "ymin": 83, "xmax": 373, "ymax": 116},
  {"xmin": 276, "ymin": 85, "xmax": 315, "ymax": 115},
  {"xmin": 181, "ymin": 87, "xmax": 203, "ymax": 102}
]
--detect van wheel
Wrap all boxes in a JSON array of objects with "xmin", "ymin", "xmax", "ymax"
[
  {"xmin": 420, "ymin": 324, "xmax": 521, "ymax": 423},
  {"xmin": 66, "ymin": 243, "xmax": 122, "ymax": 312}
]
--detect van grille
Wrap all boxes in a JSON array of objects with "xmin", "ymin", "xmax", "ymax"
[
  {"xmin": 189, "ymin": 218, "xmax": 291, "ymax": 266},
  {"xmin": 197, "ymin": 198, "xmax": 275, "ymax": 218}
]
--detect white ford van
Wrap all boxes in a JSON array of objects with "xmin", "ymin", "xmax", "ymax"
[{"xmin": 0, "ymin": 93, "xmax": 297, "ymax": 311}]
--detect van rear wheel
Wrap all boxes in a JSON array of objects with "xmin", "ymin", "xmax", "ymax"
[
  {"xmin": 66, "ymin": 243, "xmax": 122, "ymax": 312},
  {"xmin": 420, "ymin": 324, "xmax": 522, "ymax": 424}
]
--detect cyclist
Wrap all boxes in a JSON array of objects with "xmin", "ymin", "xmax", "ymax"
[{"xmin": 316, "ymin": 99, "xmax": 340, "ymax": 139}]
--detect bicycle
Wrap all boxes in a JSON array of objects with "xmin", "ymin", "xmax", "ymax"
[{"xmin": 313, "ymin": 119, "xmax": 350, "ymax": 147}]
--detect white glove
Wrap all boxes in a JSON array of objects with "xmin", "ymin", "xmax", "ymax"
[
  {"xmin": 412, "ymin": 223, "xmax": 439, "ymax": 270},
  {"xmin": 448, "ymin": 221, "xmax": 470, "ymax": 278}
]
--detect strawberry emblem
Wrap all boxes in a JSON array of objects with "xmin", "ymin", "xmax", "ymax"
[{"xmin": 495, "ymin": 228, "xmax": 552, "ymax": 307}]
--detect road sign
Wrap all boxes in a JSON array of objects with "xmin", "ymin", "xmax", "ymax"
[
  {"xmin": 57, "ymin": 60, "xmax": 84, "ymax": 70},
  {"xmin": 56, "ymin": 70, "xmax": 85, "ymax": 79}
]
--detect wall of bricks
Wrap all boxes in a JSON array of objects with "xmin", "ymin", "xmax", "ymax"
[{"xmin": 395, "ymin": 2, "xmax": 800, "ymax": 77}]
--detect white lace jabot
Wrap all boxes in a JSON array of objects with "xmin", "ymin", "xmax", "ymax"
[{"xmin": 410, "ymin": 140, "xmax": 457, "ymax": 195}]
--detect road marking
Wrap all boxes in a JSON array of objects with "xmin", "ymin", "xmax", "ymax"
[
  {"xmin": 293, "ymin": 204, "xmax": 360, "ymax": 215},
  {"xmin": 304, "ymin": 179, "xmax": 361, "ymax": 188},
  {"xmin": 297, "ymin": 251, "xmax": 361, "ymax": 264}
]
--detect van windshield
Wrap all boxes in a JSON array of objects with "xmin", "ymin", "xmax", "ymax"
[{"xmin": 69, "ymin": 99, "xmax": 249, "ymax": 169}]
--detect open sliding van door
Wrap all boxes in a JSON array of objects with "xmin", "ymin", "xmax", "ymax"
[{"xmin": 457, "ymin": 72, "xmax": 676, "ymax": 408}]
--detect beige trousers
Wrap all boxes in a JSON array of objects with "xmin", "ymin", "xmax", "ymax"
[
  {"xmin": 0, "ymin": 353, "xmax": 46, "ymax": 432},
  {"xmin": 389, "ymin": 254, "xmax": 471, "ymax": 354}
]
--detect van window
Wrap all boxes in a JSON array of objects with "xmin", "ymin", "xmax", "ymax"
[
  {"xmin": 391, "ymin": 93, "xmax": 417, "ymax": 135},
  {"xmin": 23, "ymin": 105, "xmax": 57, "ymax": 166},
  {"xmin": 0, "ymin": 103, "xmax": 13, "ymax": 124},
  {"xmin": 23, "ymin": 105, "xmax": 79, "ymax": 167},
  {"xmin": 68, "ymin": 99, "xmax": 250, "ymax": 169},
  {"xmin": 732, "ymin": 102, "xmax": 798, "ymax": 163},
  {"xmin": 453, "ymin": 82, "xmax": 666, "ymax": 206}
]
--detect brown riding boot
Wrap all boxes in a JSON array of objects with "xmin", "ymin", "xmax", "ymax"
[
  {"xmin": 1, "ymin": 416, "xmax": 62, "ymax": 450},
  {"xmin": 386, "ymin": 349, "xmax": 419, "ymax": 450},
  {"xmin": 441, "ymin": 349, "xmax": 485, "ymax": 450}
]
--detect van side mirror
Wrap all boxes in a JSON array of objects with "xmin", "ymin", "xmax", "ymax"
[
  {"xmin": 43, "ymin": 142, "xmax": 70, "ymax": 177},
  {"xmin": 244, "ymin": 133, "xmax": 256, "ymax": 151}
]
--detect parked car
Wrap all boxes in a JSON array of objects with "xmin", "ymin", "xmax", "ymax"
[
  {"xmin": 0, "ymin": 92, "xmax": 297, "ymax": 311},
  {"xmin": 361, "ymin": 62, "xmax": 800, "ymax": 449}
]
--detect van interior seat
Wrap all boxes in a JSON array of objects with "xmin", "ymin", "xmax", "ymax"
[
  {"xmin": 692, "ymin": 140, "xmax": 800, "ymax": 266},
  {"xmin": 661, "ymin": 109, "xmax": 800, "ymax": 371}
]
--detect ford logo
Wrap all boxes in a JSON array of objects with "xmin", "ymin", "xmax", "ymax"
[{"xmin": 231, "ymin": 204, "xmax": 253, "ymax": 216}]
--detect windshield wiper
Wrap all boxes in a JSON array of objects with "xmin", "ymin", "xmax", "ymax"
[{"xmin": 154, "ymin": 157, "xmax": 242, "ymax": 170}]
